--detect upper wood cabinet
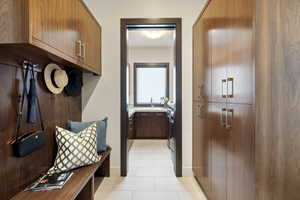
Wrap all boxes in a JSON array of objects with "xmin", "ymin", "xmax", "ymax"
[
  {"xmin": 76, "ymin": 0, "xmax": 101, "ymax": 74},
  {"xmin": 0, "ymin": 0, "xmax": 102, "ymax": 75}
]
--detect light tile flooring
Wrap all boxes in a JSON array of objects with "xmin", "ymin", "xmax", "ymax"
[{"xmin": 95, "ymin": 140, "xmax": 207, "ymax": 200}]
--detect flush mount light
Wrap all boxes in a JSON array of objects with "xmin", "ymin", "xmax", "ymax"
[{"xmin": 143, "ymin": 30, "xmax": 167, "ymax": 39}]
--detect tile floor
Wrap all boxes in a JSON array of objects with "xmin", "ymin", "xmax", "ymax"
[{"xmin": 94, "ymin": 140, "xmax": 207, "ymax": 200}]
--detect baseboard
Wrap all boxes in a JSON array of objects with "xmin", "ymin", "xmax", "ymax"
[
  {"xmin": 110, "ymin": 167, "xmax": 121, "ymax": 176},
  {"xmin": 182, "ymin": 167, "xmax": 194, "ymax": 177}
]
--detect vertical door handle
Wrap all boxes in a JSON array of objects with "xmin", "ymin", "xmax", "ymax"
[
  {"xmin": 76, "ymin": 40, "xmax": 82, "ymax": 57},
  {"xmin": 222, "ymin": 79, "xmax": 227, "ymax": 98},
  {"xmin": 200, "ymin": 84, "xmax": 205, "ymax": 98},
  {"xmin": 220, "ymin": 108, "xmax": 227, "ymax": 127},
  {"xmin": 226, "ymin": 109, "xmax": 234, "ymax": 129},
  {"xmin": 227, "ymin": 78, "xmax": 234, "ymax": 98},
  {"xmin": 81, "ymin": 43, "xmax": 86, "ymax": 60}
]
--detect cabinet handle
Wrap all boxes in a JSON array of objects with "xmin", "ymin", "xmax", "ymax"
[
  {"xmin": 220, "ymin": 108, "xmax": 227, "ymax": 127},
  {"xmin": 76, "ymin": 40, "xmax": 82, "ymax": 57},
  {"xmin": 81, "ymin": 43, "xmax": 86, "ymax": 60},
  {"xmin": 227, "ymin": 78, "xmax": 234, "ymax": 98},
  {"xmin": 222, "ymin": 79, "xmax": 227, "ymax": 98},
  {"xmin": 226, "ymin": 109, "xmax": 234, "ymax": 129},
  {"xmin": 200, "ymin": 84, "xmax": 205, "ymax": 98}
]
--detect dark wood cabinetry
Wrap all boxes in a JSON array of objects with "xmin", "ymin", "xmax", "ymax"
[
  {"xmin": 194, "ymin": 0, "xmax": 300, "ymax": 199},
  {"xmin": 0, "ymin": 0, "xmax": 102, "ymax": 75},
  {"xmin": 193, "ymin": 0, "xmax": 255, "ymax": 199},
  {"xmin": 133, "ymin": 112, "xmax": 168, "ymax": 139}
]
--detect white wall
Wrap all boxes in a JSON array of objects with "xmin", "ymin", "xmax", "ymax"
[
  {"xmin": 128, "ymin": 46, "xmax": 175, "ymax": 105},
  {"xmin": 82, "ymin": 0, "xmax": 206, "ymax": 176}
]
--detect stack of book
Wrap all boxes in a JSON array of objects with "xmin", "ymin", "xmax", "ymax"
[{"xmin": 26, "ymin": 172, "xmax": 73, "ymax": 191}]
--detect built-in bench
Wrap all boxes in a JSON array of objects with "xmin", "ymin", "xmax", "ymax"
[{"xmin": 11, "ymin": 146, "xmax": 111, "ymax": 200}]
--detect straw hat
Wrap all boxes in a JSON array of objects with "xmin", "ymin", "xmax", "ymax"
[{"xmin": 44, "ymin": 63, "xmax": 69, "ymax": 94}]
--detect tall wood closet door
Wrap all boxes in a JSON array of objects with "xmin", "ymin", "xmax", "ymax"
[
  {"xmin": 226, "ymin": 0, "xmax": 254, "ymax": 105},
  {"xmin": 193, "ymin": 13, "xmax": 211, "ymax": 103},
  {"xmin": 210, "ymin": 103, "xmax": 228, "ymax": 200},
  {"xmin": 193, "ymin": 20, "xmax": 202, "ymax": 102},
  {"xmin": 210, "ymin": 0, "xmax": 230, "ymax": 103},
  {"xmin": 193, "ymin": 102, "xmax": 212, "ymax": 196},
  {"xmin": 226, "ymin": 104, "xmax": 255, "ymax": 200}
]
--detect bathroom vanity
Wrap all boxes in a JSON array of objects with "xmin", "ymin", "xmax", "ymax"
[{"xmin": 128, "ymin": 107, "xmax": 170, "ymax": 139}]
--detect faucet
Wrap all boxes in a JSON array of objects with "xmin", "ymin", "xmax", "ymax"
[{"xmin": 150, "ymin": 97, "xmax": 154, "ymax": 107}]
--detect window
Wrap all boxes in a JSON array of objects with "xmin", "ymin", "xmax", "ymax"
[{"xmin": 134, "ymin": 63, "xmax": 169, "ymax": 106}]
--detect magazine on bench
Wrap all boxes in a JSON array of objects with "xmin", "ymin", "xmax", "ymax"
[{"xmin": 26, "ymin": 172, "xmax": 73, "ymax": 191}]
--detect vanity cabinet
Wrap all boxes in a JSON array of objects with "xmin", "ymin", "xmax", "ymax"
[
  {"xmin": 134, "ymin": 112, "xmax": 168, "ymax": 139},
  {"xmin": 0, "ymin": 0, "xmax": 102, "ymax": 75}
]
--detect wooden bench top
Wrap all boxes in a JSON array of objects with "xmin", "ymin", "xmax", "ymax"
[{"xmin": 11, "ymin": 147, "xmax": 111, "ymax": 200}]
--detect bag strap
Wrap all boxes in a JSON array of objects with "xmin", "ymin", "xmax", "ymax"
[
  {"xmin": 29, "ymin": 64, "xmax": 45, "ymax": 131},
  {"xmin": 16, "ymin": 63, "xmax": 45, "ymax": 140},
  {"xmin": 16, "ymin": 64, "xmax": 29, "ymax": 139}
]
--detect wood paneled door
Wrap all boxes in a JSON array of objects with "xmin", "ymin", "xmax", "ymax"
[{"xmin": 226, "ymin": 104, "xmax": 255, "ymax": 200}]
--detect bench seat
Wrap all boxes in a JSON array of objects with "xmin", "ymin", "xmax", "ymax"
[{"xmin": 11, "ymin": 146, "xmax": 111, "ymax": 200}]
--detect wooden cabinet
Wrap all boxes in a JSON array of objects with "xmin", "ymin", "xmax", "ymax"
[
  {"xmin": 193, "ymin": 0, "xmax": 255, "ymax": 199},
  {"xmin": 193, "ymin": 8, "xmax": 211, "ymax": 103},
  {"xmin": 30, "ymin": 0, "xmax": 78, "ymax": 61},
  {"xmin": 210, "ymin": 103, "xmax": 228, "ymax": 200},
  {"xmin": 134, "ymin": 112, "xmax": 168, "ymax": 139},
  {"xmin": 0, "ymin": 0, "xmax": 102, "ymax": 75},
  {"xmin": 193, "ymin": 102, "xmax": 212, "ymax": 196},
  {"xmin": 226, "ymin": 104, "xmax": 255, "ymax": 200},
  {"xmin": 77, "ymin": 0, "xmax": 101, "ymax": 74},
  {"xmin": 210, "ymin": 0, "xmax": 229, "ymax": 104}
]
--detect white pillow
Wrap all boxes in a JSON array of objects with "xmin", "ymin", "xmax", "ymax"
[{"xmin": 48, "ymin": 123, "xmax": 101, "ymax": 174}]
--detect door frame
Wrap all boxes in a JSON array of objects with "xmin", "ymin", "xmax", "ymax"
[{"xmin": 120, "ymin": 18, "xmax": 182, "ymax": 177}]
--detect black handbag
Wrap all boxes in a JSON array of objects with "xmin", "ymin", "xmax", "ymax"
[{"xmin": 13, "ymin": 63, "xmax": 46, "ymax": 157}]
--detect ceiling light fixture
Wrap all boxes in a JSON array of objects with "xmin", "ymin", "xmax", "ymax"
[{"xmin": 143, "ymin": 30, "xmax": 166, "ymax": 39}]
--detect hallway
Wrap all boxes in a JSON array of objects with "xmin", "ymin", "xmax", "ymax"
[{"xmin": 95, "ymin": 140, "xmax": 206, "ymax": 200}]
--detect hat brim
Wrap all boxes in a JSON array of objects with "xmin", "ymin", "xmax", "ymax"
[{"xmin": 44, "ymin": 64, "xmax": 65, "ymax": 94}]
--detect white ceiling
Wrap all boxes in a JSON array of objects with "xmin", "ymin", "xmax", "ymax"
[{"xmin": 127, "ymin": 29, "xmax": 176, "ymax": 47}]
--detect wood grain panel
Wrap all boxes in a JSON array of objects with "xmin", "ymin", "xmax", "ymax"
[
  {"xmin": 193, "ymin": 102, "xmax": 212, "ymax": 198},
  {"xmin": 227, "ymin": 0, "xmax": 254, "ymax": 105},
  {"xmin": 210, "ymin": 0, "xmax": 229, "ymax": 104},
  {"xmin": 134, "ymin": 112, "xmax": 168, "ymax": 139},
  {"xmin": 29, "ymin": 0, "xmax": 78, "ymax": 60},
  {"xmin": 0, "ymin": 0, "xmax": 28, "ymax": 43},
  {"xmin": 210, "ymin": 103, "xmax": 228, "ymax": 200},
  {"xmin": 226, "ymin": 104, "xmax": 255, "ymax": 200},
  {"xmin": 0, "ymin": 0, "xmax": 102, "ymax": 75},
  {"xmin": 193, "ymin": 10, "xmax": 211, "ymax": 103},
  {"xmin": 77, "ymin": 0, "xmax": 101, "ymax": 75},
  {"xmin": 256, "ymin": 0, "xmax": 300, "ymax": 199},
  {"xmin": 0, "ymin": 57, "xmax": 82, "ymax": 200}
]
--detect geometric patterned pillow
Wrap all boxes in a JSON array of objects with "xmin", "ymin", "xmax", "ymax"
[{"xmin": 48, "ymin": 123, "xmax": 101, "ymax": 175}]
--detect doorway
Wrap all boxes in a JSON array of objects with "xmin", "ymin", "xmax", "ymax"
[{"xmin": 120, "ymin": 18, "xmax": 182, "ymax": 177}]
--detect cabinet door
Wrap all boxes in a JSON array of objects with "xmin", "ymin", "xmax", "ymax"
[
  {"xmin": 77, "ymin": 0, "xmax": 101, "ymax": 75},
  {"xmin": 226, "ymin": 0, "xmax": 254, "ymax": 104},
  {"xmin": 226, "ymin": 104, "xmax": 255, "ymax": 200},
  {"xmin": 193, "ymin": 12, "xmax": 212, "ymax": 103},
  {"xmin": 135, "ymin": 112, "xmax": 168, "ymax": 139},
  {"xmin": 193, "ymin": 20, "xmax": 202, "ymax": 102},
  {"xmin": 30, "ymin": 0, "xmax": 78, "ymax": 60},
  {"xmin": 193, "ymin": 102, "xmax": 212, "ymax": 197},
  {"xmin": 210, "ymin": 103, "xmax": 228, "ymax": 200},
  {"xmin": 210, "ymin": 0, "xmax": 230, "ymax": 103}
]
